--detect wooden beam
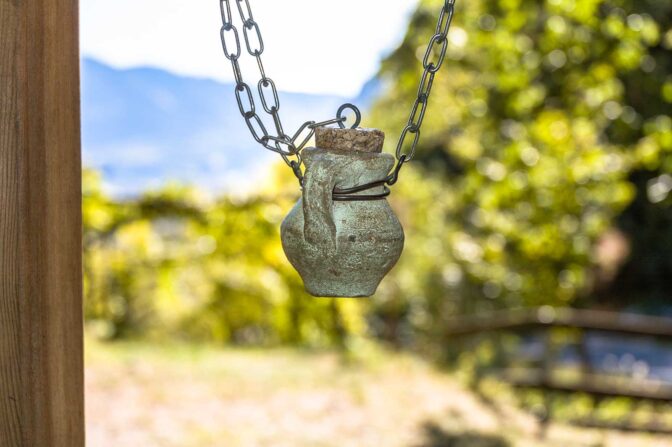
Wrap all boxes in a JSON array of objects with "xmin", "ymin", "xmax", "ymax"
[
  {"xmin": 0, "ymin": 0, "xmax": 84, "ymax": 446},
  {"xmin": 444, "ymin": 308, "xmax": 672, "ymax": 339},
  {"xmin": 501, "ymin": 368, "xmax": 672, "ymax": 402}
]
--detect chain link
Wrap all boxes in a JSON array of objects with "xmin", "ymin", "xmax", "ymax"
[
  {"xmin": 218, "ymin": 0, "xmax": 456, "ymax": 190},
  {"xmin": 243, "ymin": 20, "xmax": 264, "ymax": 55}
]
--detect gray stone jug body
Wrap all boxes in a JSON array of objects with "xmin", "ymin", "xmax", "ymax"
[{"xmin": 281, "ymin": 128, "xmax": 405, "ymax": 297}]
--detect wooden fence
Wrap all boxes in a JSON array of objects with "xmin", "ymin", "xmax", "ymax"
[{"xmin": 445, "ymin": 307, "xmax": 672, "ymax": 433}]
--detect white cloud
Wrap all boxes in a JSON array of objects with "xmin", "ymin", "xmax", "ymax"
[{"xmin": 80, "ymin": 0, "xmax": 418, "ymax": 97}]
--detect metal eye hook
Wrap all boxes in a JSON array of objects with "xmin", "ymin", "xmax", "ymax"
[{"xmin": 336, "ymin": 103, "xmax": 362, "ymax": 129}]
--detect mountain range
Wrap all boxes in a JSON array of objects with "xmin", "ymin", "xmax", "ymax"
[{"xmin": 81, "ymin": 58, "xmax": 380, "ymax": 196}]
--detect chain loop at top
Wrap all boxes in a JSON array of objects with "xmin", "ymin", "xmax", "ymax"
[
  {"xmin": 218, "ymin": 0, "xmax": 456, "ymax": 191},
  {"xmin": 218, "ymin": 0, "xmax": 360, "ymax": 185}
]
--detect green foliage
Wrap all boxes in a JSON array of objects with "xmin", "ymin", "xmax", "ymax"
[
  {"xmin": 370, "ymin": 0, "xmax": 672, "ymax": 322},
  {"xmin": 83, "ymin": 167, "xmax": 368, "ymax": 345}
]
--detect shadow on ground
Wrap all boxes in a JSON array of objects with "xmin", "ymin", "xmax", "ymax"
[{"xmin": 416, "ymin": 422, "xmax": 511, "ymax": 447}]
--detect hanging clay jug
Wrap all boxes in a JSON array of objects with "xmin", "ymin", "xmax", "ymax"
[{"xmin": 281, "ymin": 127, "xmax": 405, "ymax": 297}]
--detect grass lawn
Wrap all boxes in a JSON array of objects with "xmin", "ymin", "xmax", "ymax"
[{"xmin": 85, "ymin": 338, "xmax": 671, "ymax": 447}]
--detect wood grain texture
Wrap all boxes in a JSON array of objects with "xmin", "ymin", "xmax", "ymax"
[{"xmin": 0, "ymin": 0, "xmax": 84, "ymax": 446}]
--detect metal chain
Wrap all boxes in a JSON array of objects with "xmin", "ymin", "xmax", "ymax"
[
  {"xmin": 392, "ymin": 0, "xmax": 456, "ymax": 178},
  {"xmin": 333, "ymin": 0, "xmax": 456, "ymax": 200},
  {"xmin": 218, "ymin": 0, "xmax": 456, "ymax": 192},
  {"xmin": 219, "ymin": 0, "xmax": 361, "ymax": 185}
]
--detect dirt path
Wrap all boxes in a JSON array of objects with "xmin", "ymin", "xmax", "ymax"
[{"xmin": 85, "ymin": 340, "xmax": 671, "ymax": 447}]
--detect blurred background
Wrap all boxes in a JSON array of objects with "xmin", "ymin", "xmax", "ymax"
[{"xmin": 80, "ymin": 0, "xmax": 672, "ymax": 445}]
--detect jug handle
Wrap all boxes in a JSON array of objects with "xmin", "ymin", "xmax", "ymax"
[{"xmin": 302, "ymin": 158, "xmax": 340, "ymax": 250}]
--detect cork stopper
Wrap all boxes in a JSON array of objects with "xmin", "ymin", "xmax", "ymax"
[{"xmin": 315, "ymin": 127, "xmax": 385, "ymax": 154}]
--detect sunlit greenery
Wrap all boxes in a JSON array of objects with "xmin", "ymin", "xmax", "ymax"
[
  {"xmin": 83, "ymin": 167, "xmax": 369, "ymax": 345},
  {"xmin": 371, "ymin": 0, "xmax": 672, "ymax": 316}
]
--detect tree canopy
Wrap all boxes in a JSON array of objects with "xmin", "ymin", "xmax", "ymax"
[{"xmin": 370, "ymin": 0, "xmax": 672, "ymax": 314}]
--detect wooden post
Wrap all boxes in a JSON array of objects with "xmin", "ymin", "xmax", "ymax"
[{"xmin": 0, "ymin": 0, "xmax": 84, "ymax": 446}]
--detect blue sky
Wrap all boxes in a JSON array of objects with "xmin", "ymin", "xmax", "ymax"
[{"xmin": 80, "ymin": 0, "xmax": 419, "ymax": 97}]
